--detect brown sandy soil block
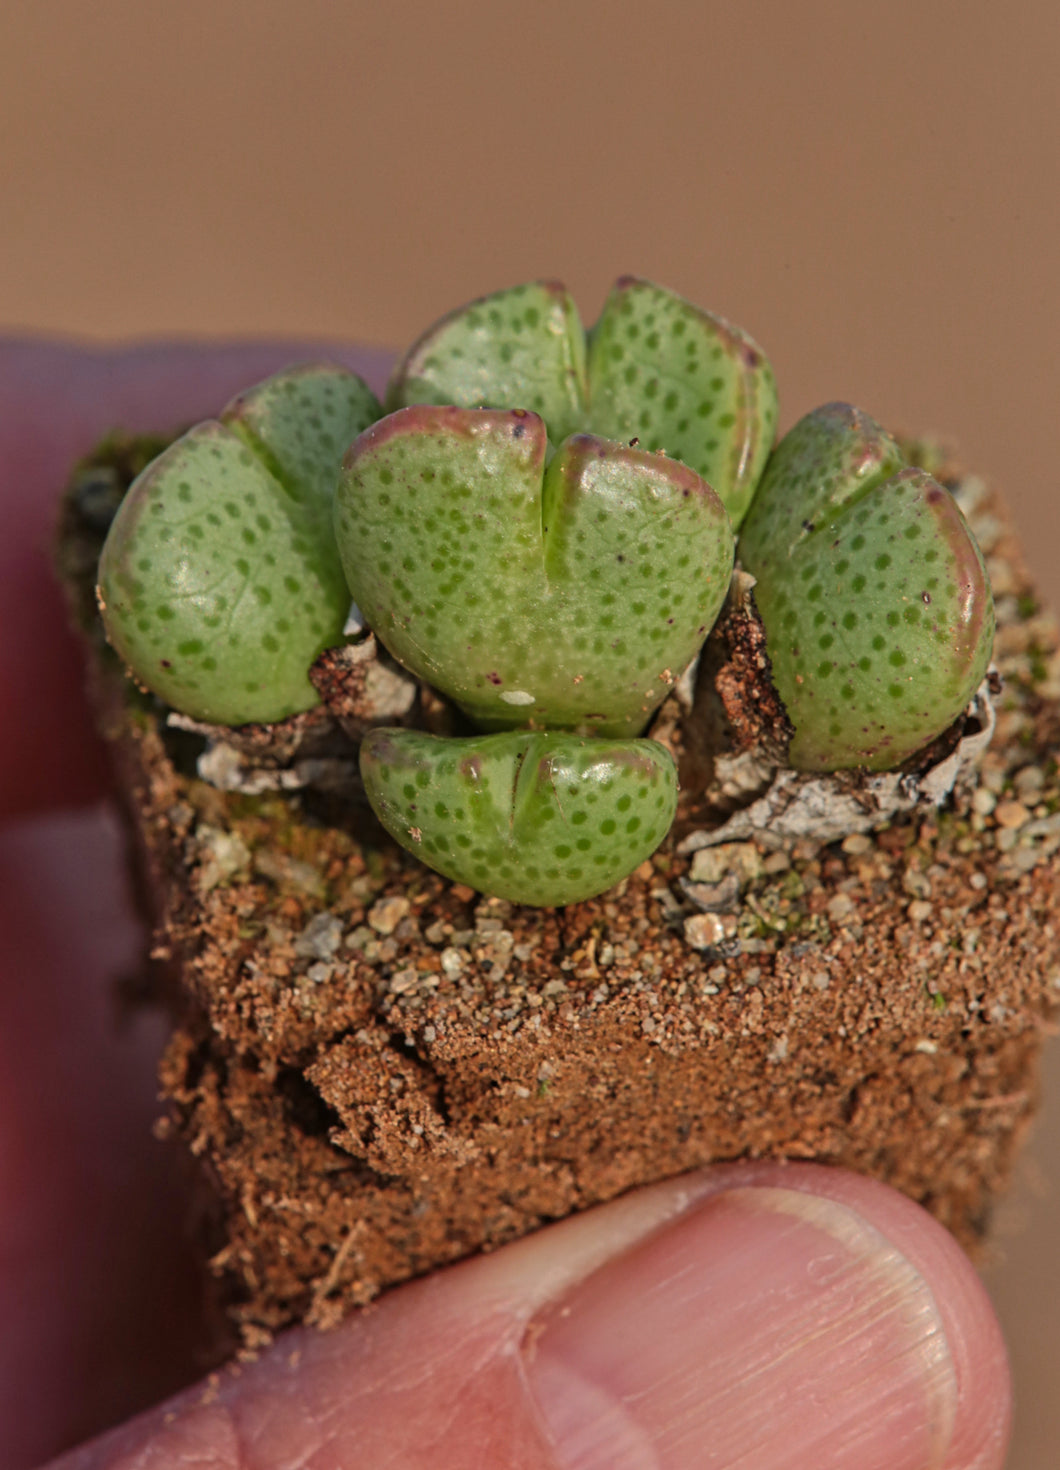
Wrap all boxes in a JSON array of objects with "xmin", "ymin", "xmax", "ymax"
[{"xmin": 58, "ymin": 438, "xmax": 1060, "ymax": 1350}]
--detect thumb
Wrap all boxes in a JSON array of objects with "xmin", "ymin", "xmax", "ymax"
[{"xmin": 49, "ymin": 1163, "xmax": 1008, "ymax": 1470}]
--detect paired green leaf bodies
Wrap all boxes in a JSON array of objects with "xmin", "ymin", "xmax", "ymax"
[
  {"xmin": 335, "ymin": 405, "xmax": 734, "ymax": 736},
  {"xmin": 740, "ymin": 404, "xmax": 994, "ymax": 771},
  {"xmin": 98, "ymin": 366, "xmax": 381, "ymax": 724},
  {"xmin": 388, "ymin": 276, "xmax": 777, "ymax": 529},
  {"xmin": 360, "ymin": 728, "xmax": 678, "ymax": 907}
]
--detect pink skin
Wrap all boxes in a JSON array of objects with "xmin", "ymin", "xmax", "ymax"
[{"xmin": 0, "ymin": 342, "xmax": 1011, "ymax": 1469}]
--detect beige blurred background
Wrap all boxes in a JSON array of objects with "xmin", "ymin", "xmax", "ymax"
[{"xmin": 2, "ymin": 0, "xmax": 1057, "ymax": 1462}]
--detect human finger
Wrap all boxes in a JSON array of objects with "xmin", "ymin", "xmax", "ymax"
[
  {"xmin": 0, "ymin": 807, "xmax": 213, "ymax": 1468},
  {"xmin": 47, "ymin": 1162, "xmax": 1010, "ymax": 1470}
]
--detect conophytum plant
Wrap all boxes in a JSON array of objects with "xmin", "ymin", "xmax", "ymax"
[
  {"xmin": 738, "ymin": 403, "xmax": 994, "ymax": 772},
  {"xmin": 98, "ymin": 365, "xmax": 382, "ymax": 725},
  {"xmin": 97, "ymin": 278, "xmax": 995, "ymax": 906}
]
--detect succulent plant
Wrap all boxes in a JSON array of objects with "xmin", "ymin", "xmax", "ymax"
[
  {"xmin": 94, "ymin": 279, "xmax": 996, "ymax": 908},
  {"xmin": 98, "ymin": 365, "xmax": 380, "ymax": 724},
  {"xmin": 360, "ymin": 728, "xmax": 678, "ymax": 906},
  {"xmin": 334, "ymin": 405, "xmax": 733, "ymax": 736},
  {"xmin": 739, "ymin": 403, "xmax": 995, "ymax": 771}
]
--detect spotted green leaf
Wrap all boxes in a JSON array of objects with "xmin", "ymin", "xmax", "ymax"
[
  {"xmin": 737, "ymin": 403, "xmax": 905, "ymax": 574},
  {"xmin": 97, "ymin": 365, "xmax": 381, "ymax": 724},
  {"xmin": 586, "ymin": 277, "xmax": 777, "ymax": 529},
  {"xmin": 360, "ymin": 727, "xmax": 678, "ymax": 906},
  {"xmin": 739, "ymin": 404, "xmax": 995, "ymax": 771},
  {"xmin": 336, "ymin": 406, "xmax": 735, "ymax": 736},
  {"xmin": 387, "ymin": 280, "xmax": 587, "ymax": 444}
]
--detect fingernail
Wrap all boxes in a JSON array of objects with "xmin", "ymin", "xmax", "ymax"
[{"xmin": 523, "ymin": 1185, "xmax": 958, "ymax": 1470}]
